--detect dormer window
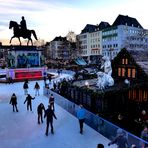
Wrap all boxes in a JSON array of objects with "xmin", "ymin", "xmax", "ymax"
[{"xmin": 122, "ymin": 58, "xmax": 128, "ymax": 64}]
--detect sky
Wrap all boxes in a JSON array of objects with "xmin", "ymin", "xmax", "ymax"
[{"xmin": 0, "ymin": 0, "xmax": 148, "ymax": 44}]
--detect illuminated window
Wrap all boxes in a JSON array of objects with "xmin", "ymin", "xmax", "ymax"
[
  {"xmin": 132, "ymin": 69, "xmax": 136, "ymax": 78},
  {"xmin": 128, "ymin": 68, "xmax": 131, "ymax": 77},
  {"xmin": 125, "ymin": 58, "xmax": 128, "ymax": 64},
  {"xmin": 122, "ymin": 68, "xmax": 125, "ymax": 76},
  {"xmin": 118, "ymin": 68, "xmax": 121, "ymax": 76},
  {"xmin": 122, "ymin": 59, "xmax": 125, "ymax": 64},
  {"xmin": 143, "ymin": 91, "xmax": 148, "ymax": 101}
]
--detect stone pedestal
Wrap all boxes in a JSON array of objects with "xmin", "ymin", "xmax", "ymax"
[{"xmin": 7, "ymin": 46, "xmax": 43, "ymax": 68}]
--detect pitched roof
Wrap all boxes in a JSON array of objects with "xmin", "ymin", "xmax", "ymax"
[
  {"xmin": 127, "ymin": 48, "xmax": 148, "ymax": 75},
  {"xmin": 98, "ymin": 21, "xmax": 111, "ymax": 30},
  {"xmin": 81, "ymin": 24, "xmax": 97, "ymax": 33},
  {"xmin": 52, "ymin": 36, "xmax": 67, "ymax": 42},
  {"xmin": 112, "ymin": 14, "xmax": 143, "ymax": 28}
]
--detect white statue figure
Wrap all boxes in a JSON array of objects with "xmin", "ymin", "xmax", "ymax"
[
  {"xmin": 101, "ymin": 56, "xmax": 112, "ymax": 76},
  {"xmin": 96, "ymin": 72, "xmax": 114, "ymax": 90},
  {"xmin": 96, "ymin": 56, "xmax": 114, "ymax": 89}
]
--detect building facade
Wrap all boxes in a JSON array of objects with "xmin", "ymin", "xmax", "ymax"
[
  {"xmin": 102, "ymin": 15, "xmax": 148, "ymax": 60},
  {"xmin": 78, "ymin": 14, "xmax": 148, "ymax": 61}
]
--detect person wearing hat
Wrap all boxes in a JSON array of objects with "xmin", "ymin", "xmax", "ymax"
[{"xmin": 108, "ymin": 128, "xmax": 129, "ymax": 148}]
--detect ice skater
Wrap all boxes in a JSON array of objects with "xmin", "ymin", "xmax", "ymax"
[
  {"xmin": 23, "ymin": 81, "xmax": 28, "ymax": 95},
  {"xmin": 24, "ymin": 94, "xmax": 35, "ymax": 111},
  {"xmin": 44, "ymin": 104, "xmax": 57, "ymax": 136},
  {"xmin": 9, "ymin": 93, "xmax": 18, "ymax": 112},
  {"xmin": 34, "ymin": 82, "xmax": 40, "ymax": 96},
  {"xmin": 77, "ymin": 104, "xmax": 86, "ymax": 134},
  {"xmin": 37, "ymin": 103, "xmax": 45, "ymax": 124},
  {"xmin": 49, "ymin": 94, "xmax": 55, "ymax": 111}
]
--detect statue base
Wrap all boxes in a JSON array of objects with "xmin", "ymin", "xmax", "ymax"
[{"xmin": 8, "ymin": 45, "xmax": 42, "ymax": 68}]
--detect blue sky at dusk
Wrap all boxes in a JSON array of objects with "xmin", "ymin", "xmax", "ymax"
[{"xmin": 0, "ymin": 0, "xmax": 148, "ymax": 44}]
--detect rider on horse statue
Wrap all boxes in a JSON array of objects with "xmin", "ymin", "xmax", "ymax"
[{"xmin": 20, "ymin": 16, "xmax": 27, "ymax": 37}]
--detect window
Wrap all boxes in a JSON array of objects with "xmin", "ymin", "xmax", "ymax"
[
  {"xmin": 122, "ymin": 68, "xmax": 125, "ymax": 76},
  {"xmin": 132, "ymin": 69, "xmax": 136, "ymax": 78},
  {"xmin": 128, "ymin": 68, "xmax": 131, "ymax": 77},
  {"xmin": 143, "ymin": 91, "xmax": 148, "ymax": 101},
  {"xmin": 133, "ymin": 90, "xmax": 136, "ymax": 99},
  {"xmin": 125, "ymin": 59, "xmax": 128, "ymax": 64},
  {"xmin": 118, "ymin": 68, "xmax": 121, "ymax": 76},
  {"xmin": 122, "ymin": 59, "xmax": 125, "ymax": 64}
]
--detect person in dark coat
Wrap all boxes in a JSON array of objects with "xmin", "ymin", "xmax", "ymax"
[
  {"xmin": 49, "ymin": 94, "xmax": 55, "ymax": 111},
  {"xmin": 44, "ymin": 104, "xmax": 57, "ymax": 136},
  {"xmin": 23, "ymin": 81, "xmax": 28, "ymax": 95},
  {"xmin": 9, "ymin": 93, "xmax": 18, "ymax": 112},
  {"xmin": 108, "ymin": 128, "xmax": 129, "ymax": 148},
  {"xmin": 24, "ymin": 94, "xmax": 35, "ymax": 111},
  {"xmin": 77, "ymin": 104, "xmax": 86, "ymax": 134},
  {"xmin": 37, "ymin": 103, "xmax": 45, "ymax": 124},
  {"xmin": 34, "ymin": 82, "xmax": 40, "ymax": 96}
]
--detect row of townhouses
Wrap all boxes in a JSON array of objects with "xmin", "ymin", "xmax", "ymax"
[
  {"xmin": 46, "ymin": 14, "xmax": 148, "ymax": 62},
  {"xmin": 79, "ymin": 14, "xmax": 148, "ymax": 62}
]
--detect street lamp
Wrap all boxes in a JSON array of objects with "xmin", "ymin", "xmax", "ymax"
[{"xmin": 85, "ymin": 81, "xmax": 89, "ymax": 88}]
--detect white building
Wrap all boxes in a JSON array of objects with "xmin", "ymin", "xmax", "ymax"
[
  {"xmin": 78, "ymin": 15, "xmax": 148, "ymax": 61},
  {"xmin": 102, "ymin": 15, "xmax": 148, "ymax": 60},
  {"xmin": 78, "ymin": 22, "xmax": 110, "ymax": 63}
]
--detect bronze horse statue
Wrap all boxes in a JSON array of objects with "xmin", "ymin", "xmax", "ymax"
[{"xmin": 9, "ymin": 21, "xmax": 38, "ymax": 46}]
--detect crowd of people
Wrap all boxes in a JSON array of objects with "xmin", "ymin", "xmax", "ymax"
[{"xmin": 8, "ymin": 76, "xmax": 148, "ymax": 147}]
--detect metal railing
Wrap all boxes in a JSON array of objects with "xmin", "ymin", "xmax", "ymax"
[{"xmin": 44, "ymin": 88, "xmax": 148, "ymax": 148}]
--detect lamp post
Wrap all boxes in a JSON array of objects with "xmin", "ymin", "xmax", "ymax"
[{"xmin": 85, "ymin": 81, "xmax": 89, "ymax": 88}]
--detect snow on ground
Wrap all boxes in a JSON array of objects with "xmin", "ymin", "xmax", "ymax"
[{"xmin": 0, "ymin": 73, "xmax": 117, "ymax": 148}]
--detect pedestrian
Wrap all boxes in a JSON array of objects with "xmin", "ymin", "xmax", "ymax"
[
  {"xmin": 97, "ymin": 143, "xmax": 104, "ymax": 148},
  {"xmin": 108, "ymin": 128, "xmax": 129, "ymax": 148},
  {"xmin": 53, "ymin": 81, "xmax": 57, "ymax": 91},
  {"xmin": 141, "ymin": 126, "xmax": 148, "ymax": 148},
  {"xmin": 48, "ymin": 75, "xmax": 52, "ymax": 84},
  {"xmin": 37, "ymin": 103, "xmax": 45, "ymax": 124},
  {"xmin": 34, "ymin": 82, "xmax": 40, "ymax": 96},
  {"xmin": 44, "ymin": 104, "xmax": 57, "ymax": 136},
  {"xmin": 43, "ymin": 71, "xmax": 47, "ymax": 85},
  {"xmin": 9, "ymin": 93, "xmax": 18, "ymax": 112},
  {"xmin": 24, "ymin": 94, "xmax": 35, "ymax": 111},
  {"xmin": 45, "ymin": 83, "xmax": 50, "ymax": 95},
  {"xmin": 49, "ymin": 94, "xmax": 55, "ymax": 111},
  {"xmin": 77, "ymin": 104, "xmax": 86, "ymax": 134},
  {"xmin": 23, "ymin": 81, "xmax": 28, "ymax": 95}
]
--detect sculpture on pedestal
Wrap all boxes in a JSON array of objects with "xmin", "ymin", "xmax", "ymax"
[
  {"xmin": 9, "ymin": 16, "xmax": 38, "ymax": 46},
  {"xmin": 96, "ymin": 56, "xmax": 114, "ymax": 90}
]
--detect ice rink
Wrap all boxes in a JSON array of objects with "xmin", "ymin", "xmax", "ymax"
[{"xmin": 0, "ymin": 73, "xmax": 117, "ymax": 148}]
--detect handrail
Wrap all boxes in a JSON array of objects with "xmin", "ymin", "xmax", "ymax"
[{"xmin": 44, "ymin": 88, "xmax": 148, "ymax": 147}]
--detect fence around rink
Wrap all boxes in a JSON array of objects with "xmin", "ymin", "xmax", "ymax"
[{"xmin": 44, "ymin": 87, "xmax": 148, "ymax": 148}]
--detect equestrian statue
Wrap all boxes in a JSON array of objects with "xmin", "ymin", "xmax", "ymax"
[{"xmin": 9, "ymin": 16, "xmax": 38, "ymax": 46}]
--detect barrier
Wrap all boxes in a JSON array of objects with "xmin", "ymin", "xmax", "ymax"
[{"xmin": 44, "ymin": 89, "xmax": 148, "ymax": 147}]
